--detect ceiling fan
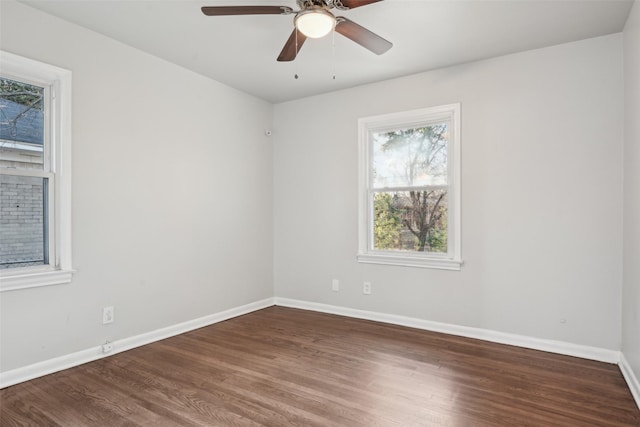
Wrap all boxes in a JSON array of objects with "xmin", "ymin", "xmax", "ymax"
[{"xmin": 201, "ymin": 0, "xmax": 392, "ymax": 61}]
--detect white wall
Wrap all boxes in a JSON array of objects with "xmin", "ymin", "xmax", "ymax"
[
  {"xmin": 623, "ymin": 0, "xmax": 640, "ymax": 384},
  {"xmin": 0, "ymin": 1, "xmax": 273, "ymax": 372},
  {"xmin": 273, "ymin": 34, "xmax": 624, "ymax": 350}
]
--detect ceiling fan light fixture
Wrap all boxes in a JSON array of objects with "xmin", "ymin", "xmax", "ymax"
[{"xmin": 295, "ymin": 9, "xmax": 335, "ymax": 38}]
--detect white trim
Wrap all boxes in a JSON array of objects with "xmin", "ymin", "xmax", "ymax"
[
  {"xmin": 274, "ymin": 297, "xmax": 620, "ymax": 364},
  {"xmin": 54, "ymin": 69, "xmax": 72, "ymax": 273},
  {"xmin": 357, "ymin": 104, "xmax": 462, "ymax": 269},
  {"xmin": 357, "ymin": 252, "xmax": 462, "ymax": 270},
  {"xmin": 0, "ymin": 268, "xmax": 74, "ymax": 292},
  {"xmin": 0, "ymin": 298, "xmax": 275, "ymax": 388},
  {"xmin": 619, "ymin": 353, "xmax": 640, "ymax": 410}
]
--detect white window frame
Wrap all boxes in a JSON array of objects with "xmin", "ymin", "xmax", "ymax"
[
  {"xmin": 357, "ymin": 104, "xmax": 462, "ymax": 270},
  {"xmin": 0, "ymin": 51, "xmax": 73, "ymax": 291}
]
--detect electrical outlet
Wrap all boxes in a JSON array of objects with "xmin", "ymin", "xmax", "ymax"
[
  {"xmin": 102, "ymin": 306, "xmax": 114, "ymax": 324},
  {"xmin": 363, "ymin": 282, "xmax": 372, "ymax": 295},
  {"xmin": 332, "ymin": 279, "xmax": 339, "ymax": 292},
  {"xmin": 101, "ymin": 341, "xmax": 113, "ymax": 354}
]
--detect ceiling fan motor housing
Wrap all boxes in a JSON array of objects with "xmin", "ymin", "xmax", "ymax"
[{"xmin": 297, "ymin": 0, "xmax": 351, "ymax": 10}]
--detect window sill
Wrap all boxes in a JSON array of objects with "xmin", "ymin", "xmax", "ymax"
[
  {"xmin": 357, "ymin": 252, "xmax": 463, "ymax": 270},
  {"xmin": 0, "ymin": 268, "xmax": 74, "ymax": 292}
]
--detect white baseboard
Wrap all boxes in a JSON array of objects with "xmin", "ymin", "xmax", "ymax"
[
  {"xmin": 619, "ymin": 353, "xmax": 640, "ymax": 410},
  {"xmin": 274, "ymin": 297, "xmax": 621, "ymax": 364},
  {"xmin": 0, "ymin": 298, "xmax": 275, "ymax": 389},
  {"xmin": 2, "ymin": 296, "xmax": 627, "ymax": 391}
]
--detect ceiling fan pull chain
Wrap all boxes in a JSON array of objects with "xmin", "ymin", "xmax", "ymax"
[
  {"xmin": 332, "ymin": 25, "xmax": 336, "ymax": 80},
  {"xmin": 294, "ymin": 29, "xmax": 300, "ymax": 79}
]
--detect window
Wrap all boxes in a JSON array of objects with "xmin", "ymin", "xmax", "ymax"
[
  {"xmin": 358, "ymin": 104, "xmax": 461, "ymax": 270},
  {"xmin": 0, "ymin": 51, "xmax": 72, "ymax": 291}
]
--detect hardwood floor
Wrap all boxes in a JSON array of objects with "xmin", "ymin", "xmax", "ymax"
[{"xmin": 1, "ymin": 306, "xmax": 638, "ymax": 426}]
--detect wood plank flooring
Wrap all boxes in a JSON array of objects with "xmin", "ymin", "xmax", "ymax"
[{"xmin": 1, "ymin": 306, "xmax": 639, "ymax": 426}]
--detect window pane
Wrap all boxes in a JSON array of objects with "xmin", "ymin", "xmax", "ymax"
[
  {"xmin": 373, "ymin": 190, "xmax": 447, "ymax": 253},
  {"xmin": 0, "ymin": 77, "xmax": 45, "ymax": 170},
  {"xmin": 372, "ymin": 123, "xmax": 448, "ymax": 188},
  {"xmin": 0, "ymin": 174, "xmax": 48, "ymax": 269}
]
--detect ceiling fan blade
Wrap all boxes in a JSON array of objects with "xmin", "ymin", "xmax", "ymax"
[
  {"xmin": 201, "ymin": 6, "xmax": 293, "ymax": 16},
  {"xmin": 338, "ymin": 0, "xmax": 383, "ymax": 9},
  {"xmin": 335, "ymin": 17, "xmax": 392, "ymax": 55},
  {"xmin": 277, "ymin": 29, "xmax": 307, "ymax": 62}
]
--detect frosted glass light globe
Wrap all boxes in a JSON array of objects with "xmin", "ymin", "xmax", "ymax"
[{"xmin": 295, "ymin": 10, "xmax": 335, "ymax": 39}]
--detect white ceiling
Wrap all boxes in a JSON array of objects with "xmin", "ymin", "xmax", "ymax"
[{"xmin": 21, "ymin": 0, "xmax": 634, "ymax": 103}]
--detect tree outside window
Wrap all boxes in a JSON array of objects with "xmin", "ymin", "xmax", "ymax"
[{"xmin": 372, "ymin": 124, "xmax": 449, "ymax": 253}]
